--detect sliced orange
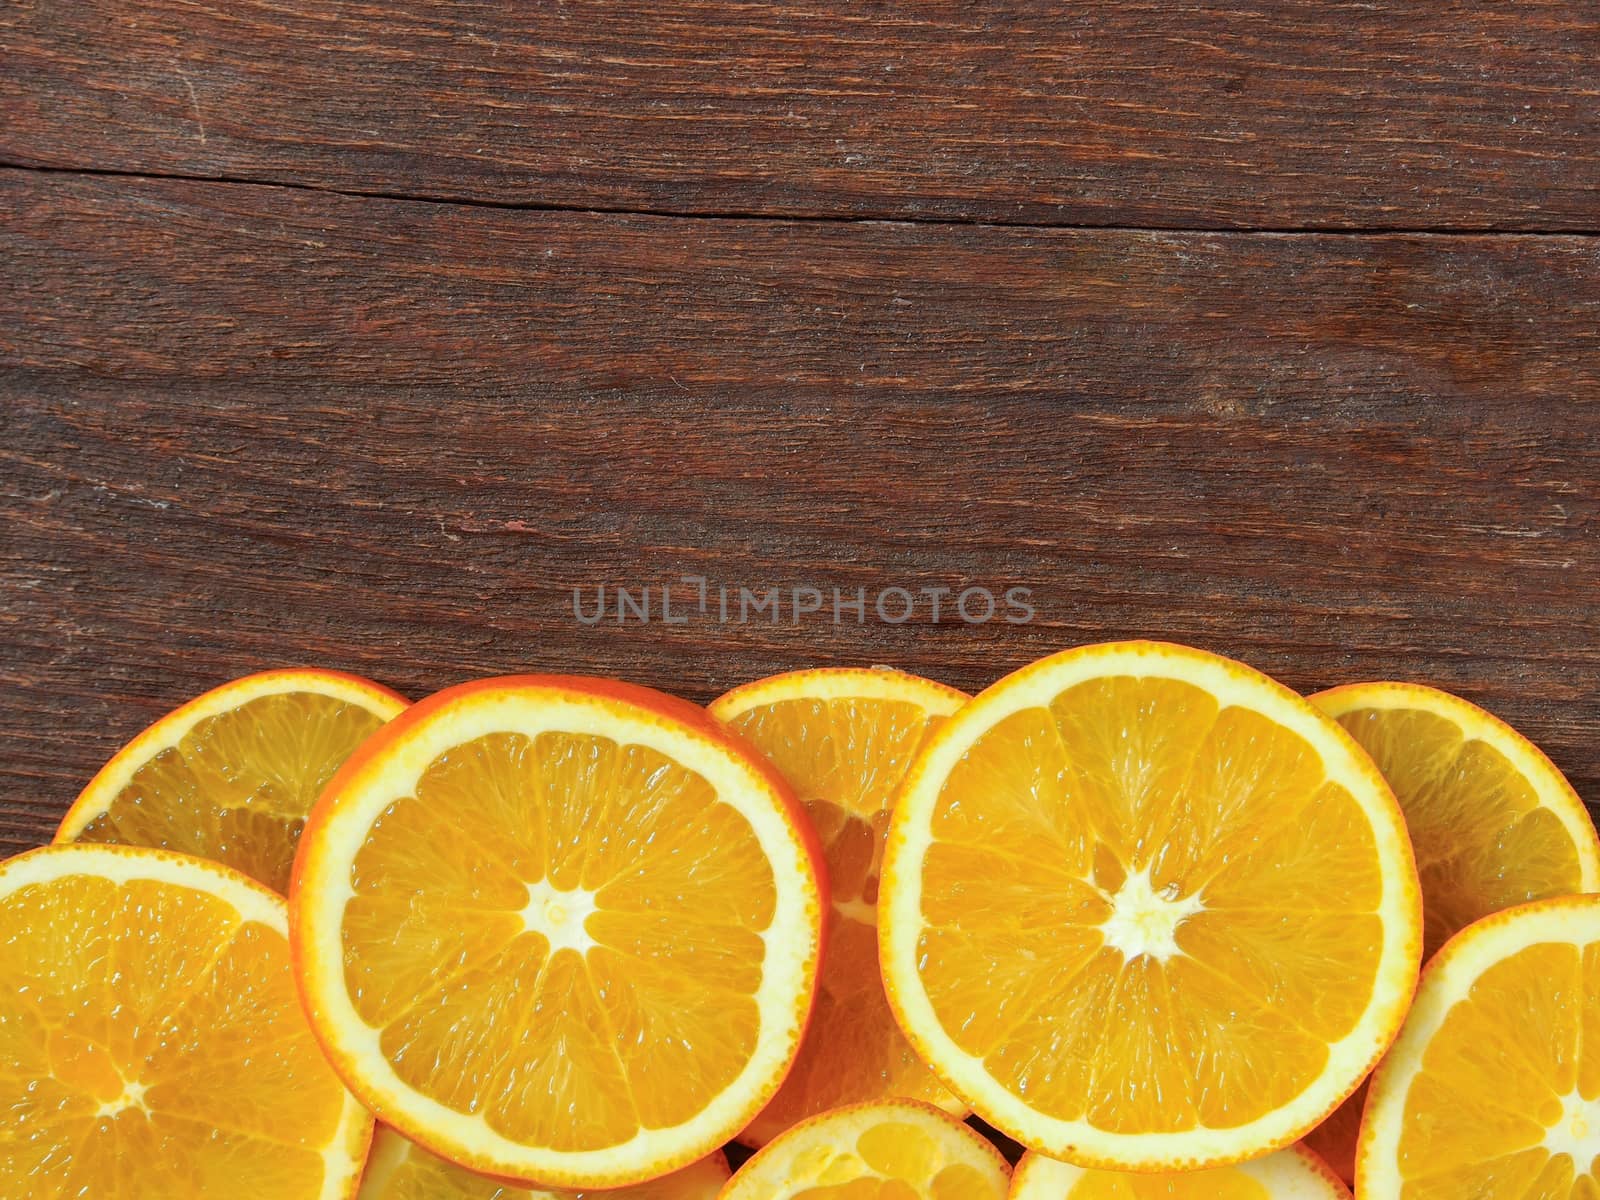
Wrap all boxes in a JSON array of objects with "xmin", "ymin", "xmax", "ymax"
[
  {"xmin": 1358, "ymin": 895, "xmax": 1600, "ymax": 1196},
  {"xmin": 880, "ymin": 641, "xmax": 1422, "ymax": 1170},
  {"xmin": 709, "ymin": 666, "xmax": 968, "ymax": 1144},
  {"xmin": 292, "ymin": 675, "xmax": 825, "ymax": 1188},
  {"xmin": 1301, "ymin": 681, "xmax": 1600, "ymax": 1182},
  {"xmin": 1009, "ymin": 1145, "xmax": 1351, "ymax": 1198},
  {"xmin": 356, "ymin": 1126, "xmax": 729, "ymax": 1198},
  {"xmin": 0, "ymin": 843, "xmax": 372, "ymax": 1198},
  {"xmin": 721, "ymin": 1099, "xmax": 1010, "ymax": 1199},
  {"xmin": 58, "ymin": 668, "xmax": 407, "ymax": 892}
]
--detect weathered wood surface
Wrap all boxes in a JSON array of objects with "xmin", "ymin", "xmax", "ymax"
[
  {"xmin": 3, "ymin": 170, "xmax": 1597, "ymax": 853},
  {"xmin": 4, "ymin": 2, "xmax": 1599, "ymax": 228}
]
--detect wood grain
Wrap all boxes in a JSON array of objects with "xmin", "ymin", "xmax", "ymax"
[
  {"xmin": 4, "ymin": 2, "xmax": 1599, "ymax": 229},
  {"xmin": 3, "ymin": 169, "xmax": 1598, "ymax": 854}
]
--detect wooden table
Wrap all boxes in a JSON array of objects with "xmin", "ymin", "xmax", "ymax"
[{"xmin": 3, "ymin": 2, "xmax": 1598, "ymax": 856}]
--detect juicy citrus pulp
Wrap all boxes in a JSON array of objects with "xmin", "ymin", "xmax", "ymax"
[
  {"xmin": 709, "ymin": 667, "xmax": 968, "ymax": 1144},
  {"xmin": 292, "ymin": 676, "xmax": 824, "ymax": 1187},
  {"xmin": 1315, "ymin": 682, "xmax": 1600, "ymax": 961},
  {"xmin": 1301, "ymin": 681, "xmax": 1600, "ymax": 1182},
  {"xmin": 1358, "ymin": 895, "xmax": 1600, "ymax": 1197},
  {"xmin": 57, "ymin": 668, "xmax": 407, "ymax": 892},
  {"xmin": 879, "ymin": 641, "xmax": 1422, "ymax": 1169},
  {"xmin": 0, "ymin": 844, "xmax": 371, "ymax": 1199},
  {"xmin": 720, "ymin": 1099, "xmax": 1010, "ymax": 1199},
  {"xmin": 1008, "ymin": 1144, "xmax": 1351, "ymax": 1198},
  {"xmin": 356, "ymin": 1126, "xmax": 729, "ymax": 1199}
]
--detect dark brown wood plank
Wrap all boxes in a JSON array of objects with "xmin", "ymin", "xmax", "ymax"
[
  {"xmin": 3, "ymin": 2, "xmax": 1599, "ymax": 229},
  {"xmin": 3, "ymin": 169, "xmax": 1598, "ymax": 855}
]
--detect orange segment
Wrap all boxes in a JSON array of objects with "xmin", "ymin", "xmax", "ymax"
[
  {"xmin": 0, "ymin": 844, "xmax": 371, "ymax": 1198},
  {"xmin": 57, "ymin": 669, "xmax": 407, "ymax": 892},
  {"xmin": 292, "ymin": 675, "xmax": 824, "ymax": 1188},
  {"xmin": 880, "ymin": 641, "xmax": 1422, "ymax": 1170},
  {"xmin": 356, "ymin": 1126, "xmax": 729, "ymax": 1199},
  {"xmin": 721, "ymin": 1100, "xmax": 1009, "ymax": 1199},
  {"xmin": 1301, "ymin": 682, "xmax": 1600, "ymax": 1183},
  {"xmin": 1008, "ymin": 1144, "xmax": 1352, "ymax": 1199},
  {"xmin": 1358, "ymin": 896, "xmax": 1600, "ymax": 1197},
  {"xmin": 708, "ymin": 667, "xmax": 968, "ymax": 1144}
]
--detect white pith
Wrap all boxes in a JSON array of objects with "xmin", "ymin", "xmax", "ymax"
[
  {"xmin": 94, "ymin": 1079, "xmax": 150, "ymax": 1119},
  {"xmin": 519, "ymin": 878, "xmax": 598, "ymax": 955},
  {"xmin": 1545, "ymin": 1090, "xmax": 1600, "ymax": 1170},
  {"xmin": 1101, "ymin": 866, "xmax": 1205, "ymax": 963}
]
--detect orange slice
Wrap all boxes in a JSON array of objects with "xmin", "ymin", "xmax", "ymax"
[
  {"xmin": 1358, "ymin": 895, "xmax": 1600, "ymax": 1197},
  {"xmin": 1314, "ymin": 681, "xmax": 1600, "ymax": 960},
  {"xmin": 1301, "ymin": 681, "xmax": 1600, "ymax": 1182},
  {"xmin": 0, "ymin": 843, "xmax": 372, "ymax": 1198},
  {"xmin": 879, "ymin": 641, "xmax": 1422, "ymax": 1169},
  {"xmin": 1009, "ymin": 1145, "xmax": 1351, "ymax": 1198},
  {"xmin": 709, "ymin": 667, "xmax": 968, "ymax": 1144},
  {"xmin": 57, "ymin": 668, "xmax": 407, "ymax": 892},
  {"xmin": 721, "ymin": 1099, "xmax": 1010, "ymax": 1199},
  {"xmin": 356, "ymin": 1126, "xmax": 729, "ymax": 1198},
  {"xmin": 292, "ymin": 675, "xmax": 825, "ymax": 1188}
]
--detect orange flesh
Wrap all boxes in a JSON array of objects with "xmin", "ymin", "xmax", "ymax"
[
  {"xmin": 1394, "ymin": 940, "xmax": 1600, "ymax": 1198},
  {"xmin": 0, "ymin": 874, "xmax": 349, "ymax": 1196},
  {"xmin": 1057, "ymin": 1168, "xmax": 1270, "ymax": 1199},
  {"xmin": 1333, "ymin": 706, "xmax": 1586, "ymax": 961},
  {"xmin": 75, "ymin": 692, "xmax": 385, "ymax": 891},
  {"xmin": 918, "ymin": 677, "xmax": 1385, "ymax": 1133},
  {"xmin": 723, "ymin": 696, "xmax": 956, "ymax": 1138},
  {"xmin": 364, "ymin": 1130, "xmax": 727, "ymax": 1199},
  {"xmin": 775, "ymin": 1118, "xmax": 1001, "ymax": 1200},
  {"xmin": 342, "ymin": 731, "xmax": 777, "ymax": 1152}
]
